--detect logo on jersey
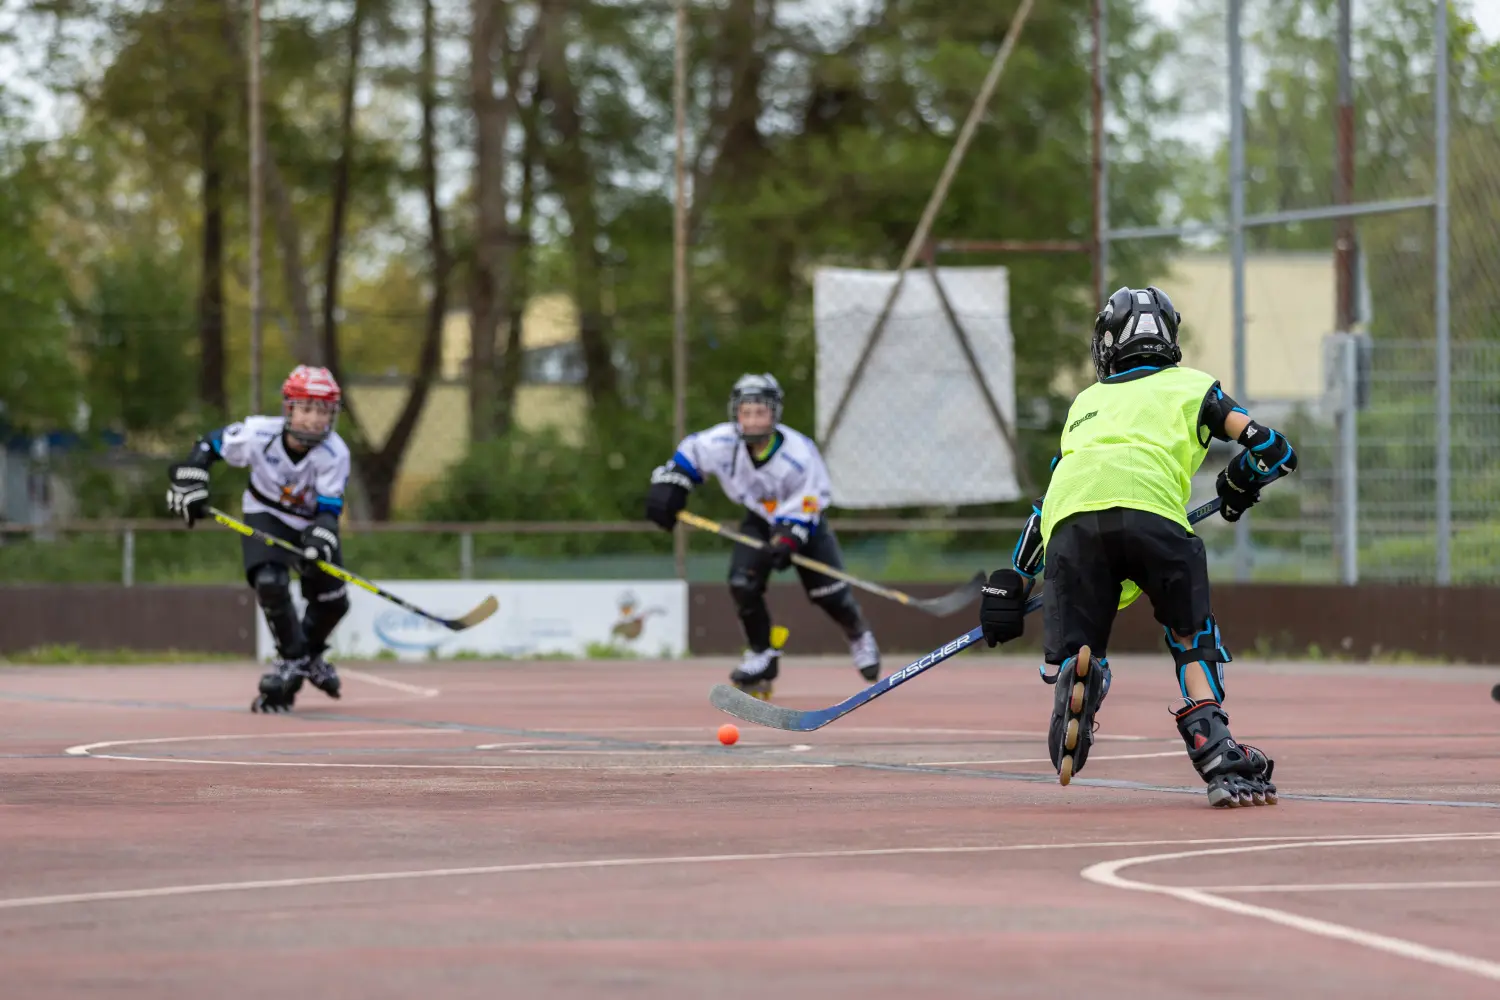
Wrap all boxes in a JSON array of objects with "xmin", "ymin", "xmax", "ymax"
[
  {"xmin": 801, "ymin": 495, "xmax": 819, "ymax": 515},
  {"xmin": 1068, "ymin": 410, "xmax": 1099, "ymax": 433},
  {"xmin": 759, "ymin": 496, "xmax": 778, "ymax": 515},
  {"xmin": 279, "ymin": 482, "xmax": 311, "ymax": 508}
]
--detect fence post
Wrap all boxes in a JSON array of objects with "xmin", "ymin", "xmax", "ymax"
[
  {"xmin": 460, "ymin": 531, "xmax": 474, "ymax": 580},
  {"xmin": 122, "ymin": 527, "xmax": 135, "ymax": 587}
]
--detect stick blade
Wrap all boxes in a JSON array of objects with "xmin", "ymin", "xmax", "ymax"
[
  {"xmin": 709, "ymin": 684, "xmax": 828, "ymax": 732},
  {"xmin": 444, "ymin": 594, "xmax": 499, "ymax": 631},
  {"xmin": 908, "ymin": 571, "xmax": 985, "ymax": 617}
]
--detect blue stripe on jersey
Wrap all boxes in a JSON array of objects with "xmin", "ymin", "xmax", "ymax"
[
  {"xmin": 316, "ymin": 495, "xmax": 345, "ymax": 514},
  {"xmin": 778, "ymin": 453, "xmax": 805, "ymax": 473},
  {"xmin": 671, "ymin": 450, "xmax": 704, "ymax": 484}
]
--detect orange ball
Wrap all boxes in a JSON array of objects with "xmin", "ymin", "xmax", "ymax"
[{"xmin": 717, "ymin": 723, "xmax": 740, "ymax": 746}]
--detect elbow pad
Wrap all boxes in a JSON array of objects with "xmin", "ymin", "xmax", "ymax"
[
  {"xmin": 1237, "ymin": 421, "xmax": 1296, "ymax": 479},
  {"xmin": 1011, "ymin": 500, "xmax": 1045, "ymax": 578}
]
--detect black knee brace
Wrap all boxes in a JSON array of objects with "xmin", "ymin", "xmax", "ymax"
[
  {"xmin": 807, "ymin": 579, "xmax": 867, "ymax": 639},
  {"xmin": 1164, "ymin": 614, "xmax": 1231, "ymax": 702},
  {"xmin": 728, "ymin": 566, "xmax": 771, "ymax": 651},
  {"xmin": 302, "ymin": 585, "xmax": 349, "ymax": 657},
  {"xmin": 252, "ymin": 563, "xmax": 307, "ymax": 659}
]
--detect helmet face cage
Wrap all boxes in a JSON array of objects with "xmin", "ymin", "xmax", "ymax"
[
  {"xmin": 281, "ymin": 366, "xmax": 342, "ymax": 447},
  {"xmin": 728, "ymin": 374, "xmax": 783, "ymax": 442},
  {"xmin": 1091, "ymin": 286, "xmax": 1182, "ymax": 381}
]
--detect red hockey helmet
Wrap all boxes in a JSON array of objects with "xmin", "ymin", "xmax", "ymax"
[{"xmin": 281, "ymin": 365, "xmax": 341, "ymax": 446}]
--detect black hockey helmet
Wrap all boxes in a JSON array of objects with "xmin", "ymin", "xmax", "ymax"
[
  {"xmin": 728, "ymin": 373, "xmax": 783, "ymax": 445},
  {"xmin": 1091, "ymin": 286, "xmax": 1182, "ymax": 380}
]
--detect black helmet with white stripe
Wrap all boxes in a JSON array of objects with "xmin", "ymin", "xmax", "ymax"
[
  {"xmin": 728, "ymin": 373, "xmax": 783, "ymax": 445},
  {"xmin": 1091, "ymin": 286, "xmax": 1182, "ymax": 381}
]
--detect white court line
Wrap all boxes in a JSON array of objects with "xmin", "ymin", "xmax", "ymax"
[
  {"xmin": 64, "ymin": 730, "xmax": 463, "ymax": 756},
  {"xmin": 913, "ymin": 750, "xmax": 1181, "ymax": 767},
  {"xmin": 341, "ymin": 669, "xmax": 440, "ymax": 698},
  {"xmin": 1192, "ymin": 880, "xmax": 1500, "ymax": 894},
  {"xmin": 577, "ymin": 726, "xmax": 1161, "ymax": 742},
  {"xmin": 0, "ymin": 833, "xmax": 1473, "ymax": 913},
  {"xmin": 1082, "ymin": 834, "xmax": 1500, "ymax": 983}
]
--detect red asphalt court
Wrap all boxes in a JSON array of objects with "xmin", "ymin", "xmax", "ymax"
[{"xmin": 2, "ymin": 654, "xmax": 1498, "ymax": 999}]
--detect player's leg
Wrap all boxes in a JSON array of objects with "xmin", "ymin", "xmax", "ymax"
[
  {"xmin": 794, "ymin": 524, "xmax": 879, "ymax": 682},
  {"xmin": 298, "ymin": 557, "xmax": 349, "ymax": 701},
  {"xmin": 1124, "ymin": 509, "xmax": 1276, "ymax": 807},
  {"xmin": 1040, "ymin": 511, "xmax": 1123, "ymax": 785},
  {"xmin": 727, "ymin": 515, "xmax": 779, "ymax": 697},
  {"xmin": 242, "ymin": 514, "xmax": 308, "ymax": 713}
]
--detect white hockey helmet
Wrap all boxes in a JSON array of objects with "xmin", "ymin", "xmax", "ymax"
[{"xmin": 728, "ymin": 373, "xmax": 783, "ymax": 444}]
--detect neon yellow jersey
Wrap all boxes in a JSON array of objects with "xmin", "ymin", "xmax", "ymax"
[{"xmin": 1042, "ymin": 365, "xmax": 1217, "ymax": 610}]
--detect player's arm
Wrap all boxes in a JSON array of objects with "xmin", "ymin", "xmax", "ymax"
[
  {"xmin": 979, "ymin": 451, "xmax": 1059, "ymax": 647},
  {"xmin": 644, "ymin": 434, "xmax": 704, "ymax": 531},
  {"xmin": 165, "ymin": 425, "xmax": 231, "ymax": 527},
  {"xmin": 1200, "ymin": 383, "xmax": 1298, "ymax": 523},
  {"xmin": 761, "ymin": 449, "xmax": 830, "ymax": 572},
  {"xmin": 301, "ymin": 446, "xmax": 350, "ymax": 565}
]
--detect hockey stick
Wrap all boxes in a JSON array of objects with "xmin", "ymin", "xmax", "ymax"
[
  {"xmin": 207, "ymin": 507, "xmax": 499, "ymax": 631},
  {"xmin": 675, "ymin": 510, "xmax": 984, "ymax": 617},
  {"xmin": 710, "ymin": 496, "xmax": 1223, "ymax": 732}
]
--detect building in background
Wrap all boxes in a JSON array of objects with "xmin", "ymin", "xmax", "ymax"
[{"xmin": 344, "ymin": 292, "xmax": 588, "ymax": 514}]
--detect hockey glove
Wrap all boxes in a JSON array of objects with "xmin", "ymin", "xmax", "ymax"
[
  {"xmin": 979, "ymin": 568, "xmax": 1032, "ymax": 647},
  {"xmin": 299, "ymin": 522, "xmax": 340, "ymax": 567},
  {"xmin": 1217, "ymin": 422, "xmax": 1298, "ymax": 523},
  {"xmin": 766, "ymin": 522, "xmax": 810, "ymax": 572},
  {"xmin": 166, "ymin": 464, "xmax": 211, "ymax": 527},
  {"xmin": 645, "ymin": 463, "xmax": 694, "ymax": 531}
]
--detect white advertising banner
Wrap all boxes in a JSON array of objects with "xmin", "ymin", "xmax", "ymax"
[{"xmin": 254, "ymin": 580, "xmax": 689, "ymax": 661}]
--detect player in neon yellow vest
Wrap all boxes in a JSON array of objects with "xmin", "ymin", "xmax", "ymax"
[{"xmin": 977, "ymin": 287, "xmax": 1298, "ymax": 808}]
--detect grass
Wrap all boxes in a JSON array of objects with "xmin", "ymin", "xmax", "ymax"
[{"xmin": 0, "ymin": 644, "xmax": 244, "ymax": 665}]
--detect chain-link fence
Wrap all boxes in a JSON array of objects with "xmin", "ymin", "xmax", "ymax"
[{"xmin": 1102, "ymin": 0, "xmax": 1500, "ymax": 584}]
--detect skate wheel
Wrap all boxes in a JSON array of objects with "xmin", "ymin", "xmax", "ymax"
[
  {"xmin": 1491, "ymin": 683, "xmax": 1500, "ymax": 703},
  {"xmin": 1069, "ymin": 681, "xmax": 1086, "ymax": 714},
  {"xmin": 1064, "ymin": 717, "xmax": 1080, "ymax": 752},
  {"xmin": 1059, "ymin": 754, "xmax": 1074, "ymax": 786}
]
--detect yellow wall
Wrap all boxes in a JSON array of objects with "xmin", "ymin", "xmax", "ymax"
[
  {"xmin": 348, "ymin": 380, "xmax": 587, "ymax": 514},
  {"xmin": 1151, "ymin": 252, "xmax": 1337, "ymax": 401}
]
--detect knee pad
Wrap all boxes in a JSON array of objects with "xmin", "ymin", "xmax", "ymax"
[
  {"xmin": 304, "ymin": 584, "xmax": 349, "ymax": 625},
  {"xmin": 808, "ymin": 580, "xmax": 865, "ymax": 633},
  {"xmin": 251, "ymin": 563, "xmax": 294, "ymax": 611},
  {"xmin": 728, "ymin": 568, "xmax": 766, "ymax": 612},
  {"xmin": 1164, "ymin": 614, "xmax": 1231, "ymax": 702}
]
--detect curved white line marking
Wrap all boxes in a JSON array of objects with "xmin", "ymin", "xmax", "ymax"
[
  {"xmin": 64, "ymin": 729, "xmax": 461, "ymax": 756},
  {"xmin": 340, "ymin": 669, "xmax": 440, "ymax": 697},
  {"xmin": 0, "ymin": 833, "xmax": 1464, "ymax": 913},
  {"xmin": 1082, "ymin": 834, "xmax": 1500, "ymax": 983}
]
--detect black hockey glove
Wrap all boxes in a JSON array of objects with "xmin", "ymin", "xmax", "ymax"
[
  {"xmin": 299, "ymin": 522, "xmax": 340, "ymax": 567},
  {"xmin": 166, "ymin": 464, "xmax": 211, "ymax": 527},
  {"xmin": 765, "ymin": 522, "xmax": 810, "ymax": 572},
  {"xmin": 979, "ymin": 568, "xmax": 1032, "ymax": 647},
  {"xmin": 645, "ymin": 463, "xmax": 694, "ymax": 531},
  {"xmin": 1217, "ymin": 422, "xmax": 1298, "ymax": 523}
]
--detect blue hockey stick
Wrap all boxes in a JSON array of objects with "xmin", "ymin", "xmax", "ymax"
[{"xmin": 709, "ymin": 496, "xmax": 1223, "ymax": 732}]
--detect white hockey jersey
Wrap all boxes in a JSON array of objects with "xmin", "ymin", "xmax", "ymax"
[
  {"xmin": 213, "ymin": 415, "xmax": 351, "ymax": 530},
  {"xmin": 670, "ymin": 422, "xmax": 832, "ymax": 527}
]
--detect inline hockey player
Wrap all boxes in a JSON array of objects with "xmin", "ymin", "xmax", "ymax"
[
  {"xmin": 644, "ymin": 373, "xmax": 880, "ymax": 699},
  {"xmin": 978, "ymin": 287, "xmax": 1296, "ymax": 807},
  {"xmin": 166, "ymin": 365, "xmax": 351, "ymax": 712}
]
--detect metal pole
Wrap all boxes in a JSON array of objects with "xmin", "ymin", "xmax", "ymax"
[
  {"xmin": 122, "ymin": 528, "xmax": 135, "ymax": 587},
  {"xmin": 248, "ymin": 0, "xmax": 264, "ymax": 415},
  {"xmin": 1228, "ymin": 0, "xmax": 1251, "ymax": 581},
  {"xmin": 1434, "ymin": 0, "xmax": 1451, "ymax": 584},
  {"xmin": 459, "ymin": 531, "xmax": 474, "ymax": 580},
  {"xmin": 1335, "ymin": 0, "xmax": 1355, "ymax": 334},
  {"xmin": 672, "ymin": 0, "xmax": 689, "ymax": 581},
  {"xmin": 1092, "ymin": 0, "xmax": 1109, "ymax": 304},
  {"xmin": 1338, "ymin": 338, "xmax": 1358, "ymax": 584}
]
